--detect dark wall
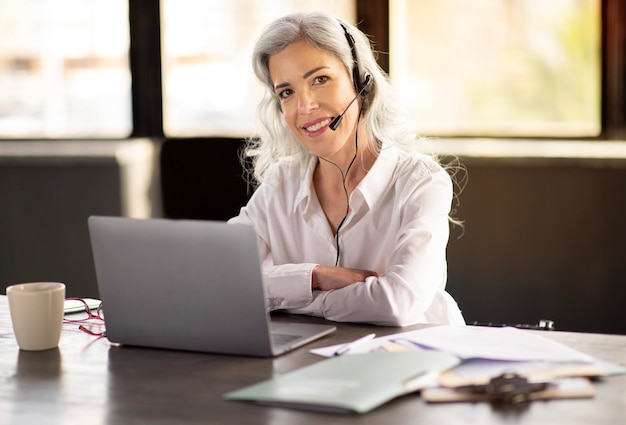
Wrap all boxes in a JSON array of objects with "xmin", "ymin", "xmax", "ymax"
[
  {"xmin": 0, "ymin": 157, "xmax": 123, "ymax": 298},
  {"xmin": 446, "ymin": 157, "xmax": 626, "ymax": 335},
  {"xmin": 4, "ymin": 138, "xmax": 624, "ymax": 334}
]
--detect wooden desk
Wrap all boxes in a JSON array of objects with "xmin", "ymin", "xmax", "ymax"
[{"xmin": 1, "ymin": 295, "xmax": 624, "ymax": 425}]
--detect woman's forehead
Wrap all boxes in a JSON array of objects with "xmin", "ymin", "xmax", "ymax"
[{"xmin": 268, "ymin": 40, "xmax": 346, "ymax": 84}]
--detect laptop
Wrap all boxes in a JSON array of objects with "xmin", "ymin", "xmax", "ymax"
[{"xmin": 87, "ymin": 216, "xmax": 336, "ymax": 357}]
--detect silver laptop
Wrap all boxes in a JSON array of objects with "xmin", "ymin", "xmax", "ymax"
[{"xmin": 88, "ymin": 216, "xmax": 336, "ymax": 357}]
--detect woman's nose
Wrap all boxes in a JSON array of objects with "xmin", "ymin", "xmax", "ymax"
[{"xmin": 297, "ymin": 90, "xmax": 318, "ymax": 114}]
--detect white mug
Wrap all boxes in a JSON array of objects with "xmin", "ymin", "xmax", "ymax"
[{"xmin": 7, "ymin": 282, "xmax": 66, "ymax": 351}]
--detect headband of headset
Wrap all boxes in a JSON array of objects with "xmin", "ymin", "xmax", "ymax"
[{"xmin": 339, "ymin": 23, "xmax": 372, "ymax": 95}]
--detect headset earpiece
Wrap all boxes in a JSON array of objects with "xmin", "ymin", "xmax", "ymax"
[{"xmin": 340, "ymin": 23, "xmax": 372, "ymax": 96}]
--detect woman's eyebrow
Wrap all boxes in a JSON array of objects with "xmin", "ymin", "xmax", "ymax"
[
  {"xmin": 274, "ymin": 66, "xmax": 330, "ymax": 91},
  {"xmin": 303, "ymin": 66, "xmax": 328, "ymax": 79}
]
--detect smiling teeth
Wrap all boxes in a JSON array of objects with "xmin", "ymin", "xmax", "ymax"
[{"xmin": 305, "ymin": 119, "xmax": 331, "ymax": 132}]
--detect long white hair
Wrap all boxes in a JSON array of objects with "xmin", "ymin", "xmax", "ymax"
[
  {"xmin": 244, "ymin": 11, "xmax": 465, "ymax": 230},
  {"xmin": 245, "ymin": 11, "xmax": 420, "ymax": 185}
]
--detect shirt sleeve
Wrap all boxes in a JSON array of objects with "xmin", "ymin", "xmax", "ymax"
[
  {"xmin": 228, "ymin": 188, "xmax": 317, "ymax": 312},
  {"xmin": 286, "ymin": 167, "xmax": 462, "ymax": 326}
]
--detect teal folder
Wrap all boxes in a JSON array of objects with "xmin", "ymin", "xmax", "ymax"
[{"xmin": 224, "ymin": 351, "xmax": 460, "ymax": 414}]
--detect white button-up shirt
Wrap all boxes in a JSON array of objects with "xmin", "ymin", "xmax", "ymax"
[{"xmin": 228, "ymin": 145, "xmax": 465, "ymax": 326}]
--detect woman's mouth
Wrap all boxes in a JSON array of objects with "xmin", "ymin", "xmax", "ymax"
[{"xmin": 303, "ymin": 118, "xmax": 332, "ymax": 133}]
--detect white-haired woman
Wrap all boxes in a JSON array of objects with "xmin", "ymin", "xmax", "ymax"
[{"xmin": 228, "ymin": 11, "xmax": 465, "ymax": 326}]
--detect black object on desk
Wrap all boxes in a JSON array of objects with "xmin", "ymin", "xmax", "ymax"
[{"xmin": 471, "ymin": 319, "xmax": 555, "ymax": 331}]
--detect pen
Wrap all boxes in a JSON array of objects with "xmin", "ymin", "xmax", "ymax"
[
  {"xmin": 333, "ymin": 333, "xmax": 376, "ymax": 356},
  {"xmin": 471, "ymin": 320, "xmax": 555, "ymax": 331}
]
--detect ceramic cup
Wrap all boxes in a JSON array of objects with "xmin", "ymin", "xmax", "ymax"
[{"xmin": 7, "ymin": 282, "xmax": 66, "ymax": 351}]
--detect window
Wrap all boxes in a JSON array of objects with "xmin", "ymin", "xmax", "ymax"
[
  {"xmin": 0, "ymin": 0, "xmax": 131, "ymax": 138},
  {"xmin": 160, "ymin": 0, "xmax": 355, "ymax": 137},
  {"xmin": 1, "ymin": 0, "xmax": 620, "ymax": 141},
  {"xmin": 390, "ymin": 0, "xmax": 601, "ymax": 138}
]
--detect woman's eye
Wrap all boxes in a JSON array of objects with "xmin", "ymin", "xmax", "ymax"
[
  {"xmin": 313, "ymin": 75, "xmax": 329, "ymax": 85},
  {"xmin": 278, "ymin": 89, "xmax": 292, "ymax": 100}
]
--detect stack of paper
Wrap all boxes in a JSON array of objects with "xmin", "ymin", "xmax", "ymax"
[
  {"xmin": 310, "ymin": 325, "xmax": 625, "ymax": 403},
  {"xmin": 226, "ymin": 326, "xmax": 625, "ymax": 412}
]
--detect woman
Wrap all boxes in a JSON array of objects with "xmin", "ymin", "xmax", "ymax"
[{"xmin": 228, "ymin": 11, "xmax": 465, "ymax": 326}]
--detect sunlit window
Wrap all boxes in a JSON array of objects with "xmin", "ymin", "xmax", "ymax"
[
  {"xmin": 1, "ymin": 0, "xmax": 602, "ymax": 140},
  {"xmin": 0, "ymin": 0, "xmax": 131, "ymax": 138},
  {"xmin": 390, "ymin": 0, "xmax": 600, "ymax": 137},
  {"xmin": 161, "ymin": 0, "xmax": 355, "ymax": 137}
]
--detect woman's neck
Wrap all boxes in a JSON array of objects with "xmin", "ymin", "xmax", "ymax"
[{"xmin": 315, "ymin": 141, "xmax": 376, "ymax": 191}]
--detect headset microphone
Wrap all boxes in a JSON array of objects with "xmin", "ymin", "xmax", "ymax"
[{"xmin": 329, "ymin": 74, "xmax": 371, "ymax": 131}]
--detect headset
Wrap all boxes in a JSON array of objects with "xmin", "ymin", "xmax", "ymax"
[
  {"xmin": 273, "ymin": 20, "xmax": 375, "ymax": 267},
  {"xmin": 328, "ymin": 23, "xmax": 373, "ymax": 131},
  {"xmin": 339, "ymin": 23, "xmax": 372, "ymax": 96},
  {"xmin": 323, "ymin": 22, "xmax": 373, "ymax": 267},
  {"xmin": 273, "ymin": 21, "xmax": 372, "ymax": 117}
]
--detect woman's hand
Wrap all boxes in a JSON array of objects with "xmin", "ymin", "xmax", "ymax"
[{"xmin": 312, "ymin": 265, "xmax": 378, "ymax": 291}]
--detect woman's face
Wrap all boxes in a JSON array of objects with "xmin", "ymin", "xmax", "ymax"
[{"xmin": 268, "ymin": 40, "xmax": 361, "ymax": 160}]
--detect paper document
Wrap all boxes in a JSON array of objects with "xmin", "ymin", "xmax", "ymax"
[
  {"xmin": 225, "ymin": 351, "xmax": 460, "ymax": 414},
  {"xmin": 394, "ymin": 325, "xmax": 595, "ymax": 363},
  {"xmin": 312, "ymin": 325, "xmax": 595, "ymax": 363},
  {"xmin": 64, "ymin": 298, "xmax": 101, "ymax": 314}
]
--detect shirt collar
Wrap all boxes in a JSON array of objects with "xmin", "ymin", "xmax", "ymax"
[
  {"xmin": 356, "ymin": 145, "xmax": 399, "ymax": 209},
  {"xmin": 293, "ymin": 156, "xmax": 318, "ymax": 214},
  {"xmin": 292, "ymin": 146, "xmax": 399, "ymax": 214}
]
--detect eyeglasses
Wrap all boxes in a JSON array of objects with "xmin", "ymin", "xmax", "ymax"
[{"xmin": 64, "ymin": 297, "xmax": 106, "ymax": 337}]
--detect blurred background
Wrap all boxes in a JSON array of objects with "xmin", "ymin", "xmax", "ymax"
[
  {"xmin": 1, "ymin": 0, "xmax": 624, "ymax": 334},
  {"xmin": 0, "ymin": 0, "xmax": 602, "ymax": 138}
]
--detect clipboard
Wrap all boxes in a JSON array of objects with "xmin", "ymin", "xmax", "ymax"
[
  {"xmin": 422, "ymin": 375, "xmax": 596, "ymax": 403},
  {"xmin": 436, "ymin": 360, "xmax": 606, "ymax": 388}
]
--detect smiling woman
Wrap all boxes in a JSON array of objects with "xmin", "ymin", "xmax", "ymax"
[
  {"xmin": 227, "ymin": 12, "xmax": 466, "ymax": 327},
  {"xmin": 268, "ymin": 40, "xmax": 361, "ymax": 160}
]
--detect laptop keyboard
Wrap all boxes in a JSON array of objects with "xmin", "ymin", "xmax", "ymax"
[{"xmin": 271, "ymin": 333, "xmax": 301, "ymax": 346}]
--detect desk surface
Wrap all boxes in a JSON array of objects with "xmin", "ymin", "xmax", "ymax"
[{"xmin": 1, "ymin": 296, "xmax": 625, "ymax": 425}]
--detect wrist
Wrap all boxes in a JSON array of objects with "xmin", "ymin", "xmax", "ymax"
[{"xmin": 311, "ymin": 265, "xmax": 320, "ymax": 289}]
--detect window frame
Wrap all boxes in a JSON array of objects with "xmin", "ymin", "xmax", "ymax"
[
  {"xmin": 352, "ymin": 0, "xmax": 625, "ymax": 141},
  {"xmin": 600, "ymin": 0, "xmax": 626, "ymax": 139},
  {"xmin": 4, "ymin": 0, "xmax": 621, "ymax": 140}
]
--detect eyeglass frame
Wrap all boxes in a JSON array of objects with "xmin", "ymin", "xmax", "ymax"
[
  {"xmin": 63, "ymin": 297, "xmax": 106, "ymax": 337},
  {"xmin": 64, "ymin": 297, "xmax": 104, "ymax": 322}
]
